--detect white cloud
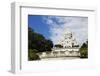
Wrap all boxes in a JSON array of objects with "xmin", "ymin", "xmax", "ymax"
[{"xmin": 43, "ymin": 16, "xmax": 88, "ymax": 45}]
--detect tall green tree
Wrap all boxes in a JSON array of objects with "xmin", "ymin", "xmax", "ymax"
[
  {"xmin": 80, "ymin": 41, "xmax": 88, "ymax": 58},
  {"xmin": 28, "ymin": 27, "xmax": 53, "ymax": 52}
]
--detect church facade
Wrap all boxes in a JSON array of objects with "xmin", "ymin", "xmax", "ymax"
[{"xmin": 39, "ymin": 29, "xmax": 80, "ymax": 59}]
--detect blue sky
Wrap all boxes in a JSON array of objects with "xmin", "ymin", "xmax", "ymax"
[
  {"xmin": 28, "ymin": 15, "xmax": 51, "ymax": 39},
  {"xmin": 28, "ymin": 15, "xmax": 88, "ymax": 45}
]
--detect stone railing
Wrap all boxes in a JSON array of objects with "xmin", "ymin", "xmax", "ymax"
[{"xmin": 39, "ymin": 51, "xmax": 80, "ymax": 59}]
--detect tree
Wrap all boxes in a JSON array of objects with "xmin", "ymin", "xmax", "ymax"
[
  {"xmin": 28, "ymin": 27, "xmax": 53, "ymax": 52},
  {"xmin": 45, "ymin": 40, "xmax": 53, "ymax": 51},
  {"xmin": 28, "ymin": 49, "xmax": 40, "ymax": 60},
  {"xmin": 80, "ymin": 41, "xmax": 88, "ymax": 58},
  {"xmin": 54, "ymin": 44, "xmax": 63, "ymax": 48}
]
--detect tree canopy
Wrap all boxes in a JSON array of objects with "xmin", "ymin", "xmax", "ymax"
[
  {"xmin": 54, "ymin": 44, "xmax": 63, "ymax": 48},
  {"xmin": 79, "ymin": 41, "xmax": 88, "ymax": 58},
  {"xmin": 28, "ymin": 27, "xmax": 53, "ymax": 52}
]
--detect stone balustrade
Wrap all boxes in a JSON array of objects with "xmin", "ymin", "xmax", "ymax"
[{"xmin": 39, "ymin": 51, "xmax": 80, "ymax": 59}]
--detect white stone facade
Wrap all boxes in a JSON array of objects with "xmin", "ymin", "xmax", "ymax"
[
  {"xmin": 58, "ymin": 29, "xmax": 79, "ymax": 48},
  {"xmin": 39, "ymin": 29, "xmax": 80, "ymax": 59}
]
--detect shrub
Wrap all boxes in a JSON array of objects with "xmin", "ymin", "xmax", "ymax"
[
  {"xmin": 79, "ymin": 42, "xmax": 88, "ymax": 58},
  {"xmin": 28, "ymin": 49, "xmax": 40, "ymax": 61},
  {"xmin": 54, "ymin": 44, "xmax": 63, "ymax": 48},
  {"xmin": 80, "ymin": 48, "xmax": 88, "ymax": 58}
]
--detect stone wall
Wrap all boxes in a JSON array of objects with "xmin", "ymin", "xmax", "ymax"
[{"xmin": 39, "ymin": 51, "xmax": 80, "ymax": 59}]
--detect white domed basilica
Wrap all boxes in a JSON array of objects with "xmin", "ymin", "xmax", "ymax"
[
  {"xmin": 39, "ymin": 29, "xmax": 80, "ymax": 59},
  {"xmin": 59, "ymin": 29, "xmax": 79, "ymax": 48}
]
